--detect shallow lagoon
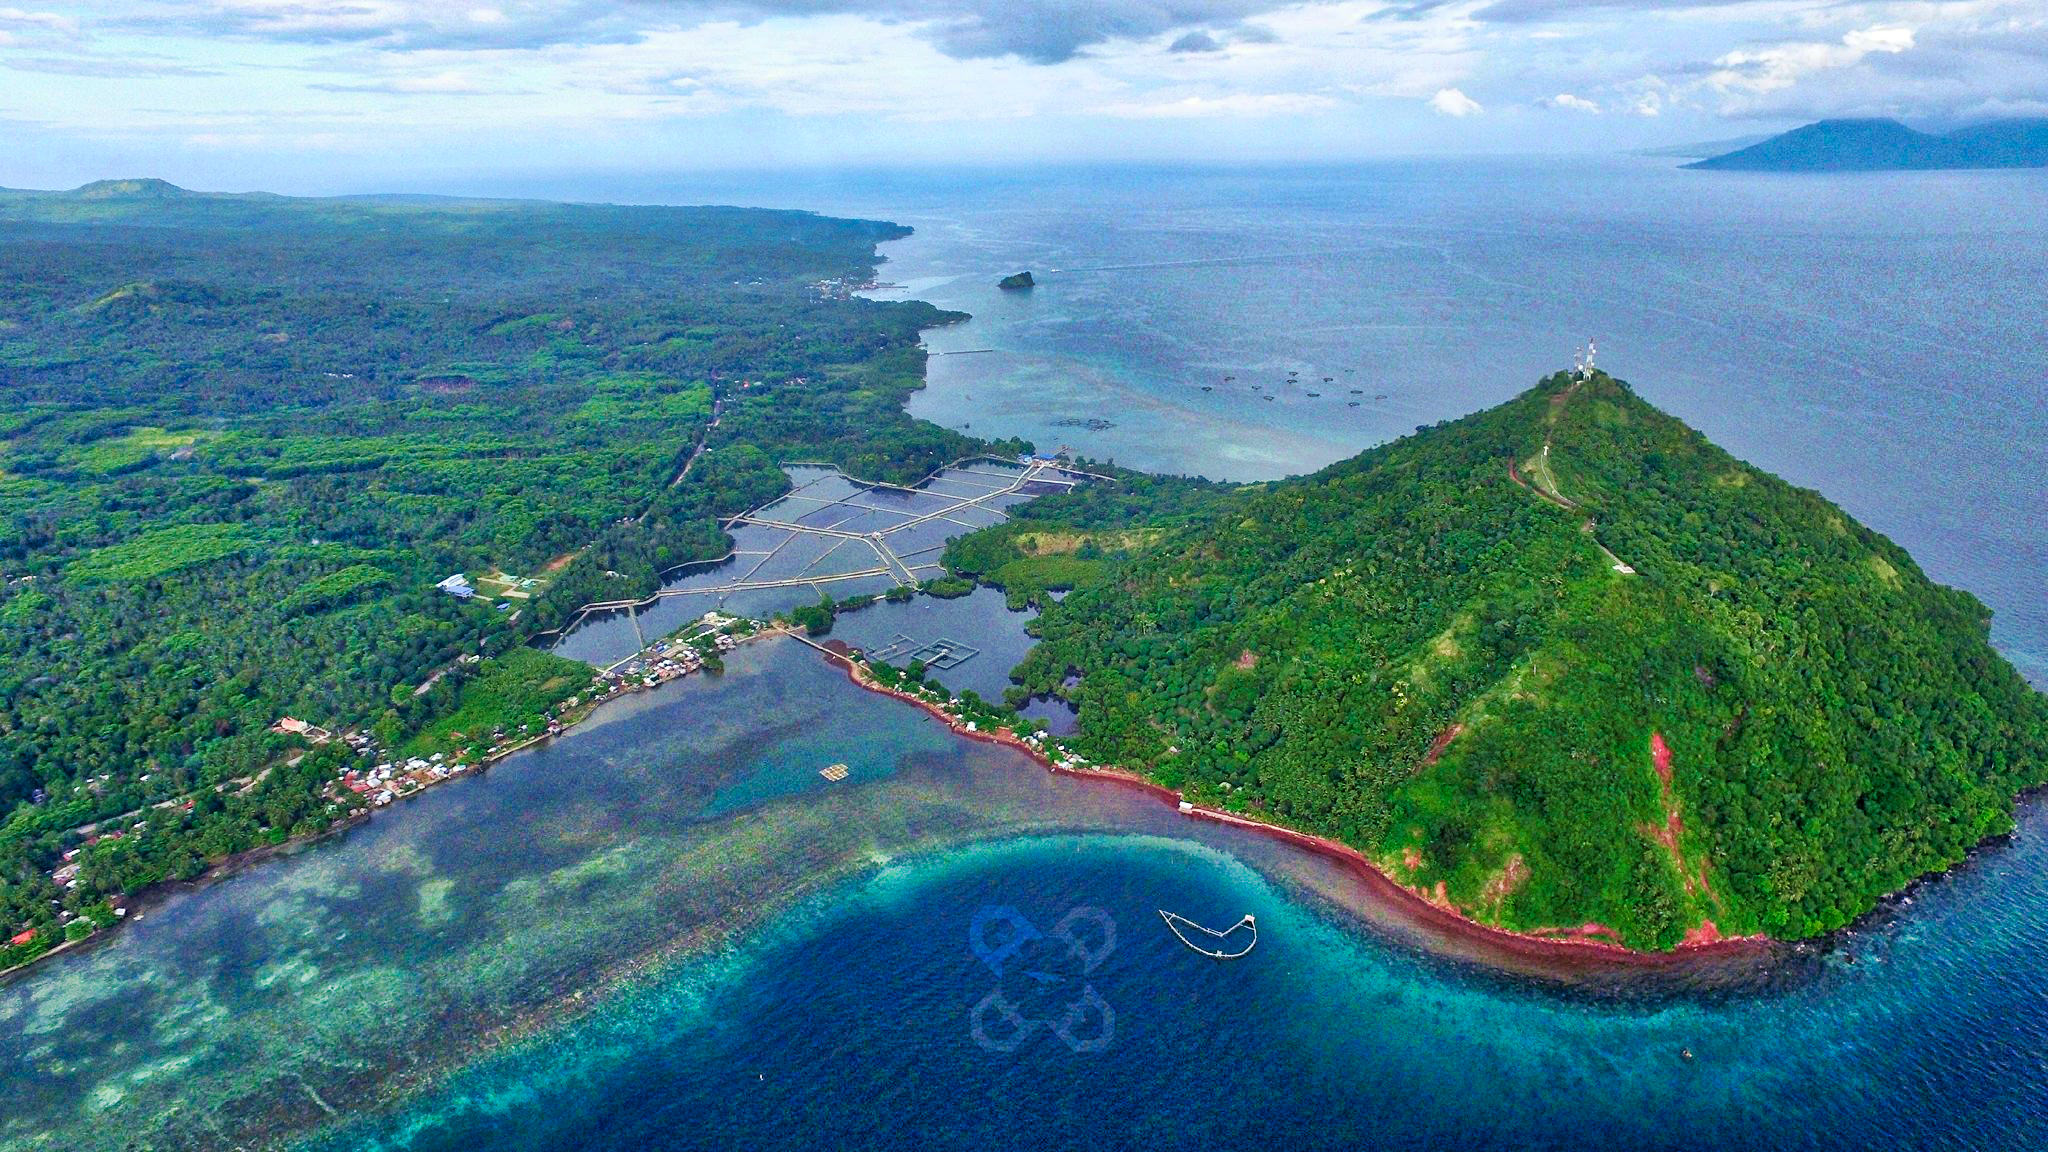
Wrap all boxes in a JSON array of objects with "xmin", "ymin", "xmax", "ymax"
[
  {"xmin": 0, "ymin": 640, "xmax": 1140, "ymax": 1149},
  {"xmin": 302, "ymin": 807, "xmax": 2048, "ymax": 1152},
  {"xmin": 9, "ymin": 638, "xmax": 2048, "ymax": 1151},
  {"xmin": 0, "ymin": 640, "xmax": 1371, "ymax": 1150},
  {"xmin": 824, "ymin": 586, "xmax": 1038, "ymax": 701},
  {"xmin": 11, "ymin": 161, "xmax": 2048, "ymax": 1150},
  {"xmin": 309, "ymin": 834, "xmax": 1685, "ymax": 1152},
  {"xmin": 548, "ymin": 462, "xmax": 1059, "ymax": 668}
]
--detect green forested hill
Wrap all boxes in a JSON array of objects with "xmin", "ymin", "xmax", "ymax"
[
  {"xmin": 1010, "ymin": 371, "xmax": 2048, "ymax": 948},
  {"xmin": 0, "ymin": 182, "xmax": 1019, "ymax": 965}
]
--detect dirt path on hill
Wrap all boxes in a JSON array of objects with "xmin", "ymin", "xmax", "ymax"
[{"xmin": 1509, "ymin": 377, "xmax": 1639, "ymax": 575}]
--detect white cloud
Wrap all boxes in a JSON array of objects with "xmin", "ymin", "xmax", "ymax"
[
  {"xmin": 0, "ymin": 4, "xmax": 77, "ymax": 49},
  {"xmin": 0, "ymin": 6, "xmax": 77, "ymax": 34},
  {"xmin": 1428, "ymin": 86, "xmax": 1482, "ymax": 116},
  {"xmin": 3, "ymin": 0, "xmax": 2046, "ymax": 175},
  {"xmin": 1708, "ymin": 24, "xmax": 1915, "ymax": 97}
]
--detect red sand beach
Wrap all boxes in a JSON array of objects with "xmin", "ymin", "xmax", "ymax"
[{"xmin": 806, "ymin": 636, "xmax": 1774, "ymax": 979}]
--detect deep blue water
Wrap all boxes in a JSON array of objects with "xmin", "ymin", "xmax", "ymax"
[
  {"xmin": 349, "ymin": 159, "xmax": 2048, "ymax": 1151},
  {"xmin": 9, "ymin": 161, "xmax": 2047, "ymax": 1151},
  {"xmin": 311, "ymin": 803, "xmax": 2048, "ymax": 1152}
]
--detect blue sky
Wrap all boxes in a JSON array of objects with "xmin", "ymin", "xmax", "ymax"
[{"xmin": 1, "ymin": 1, "xmax": 2043, "ymax": 191}]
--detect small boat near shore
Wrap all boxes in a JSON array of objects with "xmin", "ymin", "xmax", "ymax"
[{"xmin": 1160, "ymin": 910, "xmax": 1257, "ymax": 959}]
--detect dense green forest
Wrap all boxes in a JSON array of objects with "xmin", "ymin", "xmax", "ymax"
[
  {"xmin": 1005, "ymin": 372, "xmax": 2048, "ymax": 949},
  {"xmin": 10, "ymin": 180, "xmax": 2039, "ymax": 965},
  {"xmin": 0, "ymin": 179, "xmax": 1021, "ymax": 968}
]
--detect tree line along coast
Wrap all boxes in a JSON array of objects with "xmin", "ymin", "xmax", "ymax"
[
  {"xmin": 2, "ymin": 180, "xmax": 2041, "ymax": 974},
  {"xmin": 0, "ymin": 180, "xmax": 1027, "ymax": 972}
]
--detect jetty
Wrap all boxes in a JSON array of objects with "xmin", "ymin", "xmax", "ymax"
[{"xmin": 1159, "ymin": 910, "xmax": 1257, "ymax": 959}]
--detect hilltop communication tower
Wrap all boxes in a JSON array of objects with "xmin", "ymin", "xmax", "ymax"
[{"xmin": 1572, "ymin": 339, "xmax": 1598, "ymax": 382}]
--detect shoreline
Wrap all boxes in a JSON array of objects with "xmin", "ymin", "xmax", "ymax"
[
  {"xmin": 0, "ymin": 615, "xmax": 1886, "ymax": 990},
  {"xmin": 798, "ymin": 633, "xmax": 1778, "ymax": 978},
  {"xmin": 0, "ymin": 812, "xmax": 371, "ymax": 986},
  {"xmin": 0, "ymin": 627, "xmax": 777, "ymax": 986}
]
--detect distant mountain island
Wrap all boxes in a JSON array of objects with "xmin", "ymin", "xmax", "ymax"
[
  {"xmin": 1687, "ymin": 118, "xmax": 2048, "ymax": 172},
  {"xmin": 69, "ymin": 177, "xmax": 195, "ymax": 199}
]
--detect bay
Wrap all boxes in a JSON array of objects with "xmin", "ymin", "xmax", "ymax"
[{"xmin": 8, "ymin": 159, "xmax": 2047, "ymax": 1150}]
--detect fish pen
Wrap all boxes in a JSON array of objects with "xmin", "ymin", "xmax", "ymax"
[{"xmin": 1159, "ymin": 911, "xmax": 1257, "ymax": 959}]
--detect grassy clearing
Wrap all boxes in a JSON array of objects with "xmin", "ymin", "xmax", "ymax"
[
  {"xmin": 472, "ymin": 569, "xmax": 550, "ymax": 600},
  {"xmin": 68, "ymin": 523, "xmax": 265, "ymax": 583},
  {"xmin": 1008, "ymin": 528, "xmax": 1158, "ymax": 555},
  {"xmin": 567, "ymin": 376, "xmax": 713, "ymax": 429},
  {"xmin": 401, "ymin": 647, "xmax": 595, "ymax": 759},
  {"xmin": 64, "ymin": 427, "xmax": 206, "ymax": 475},
  {"xmin": 946, "ymin": 523, "xmax": 1163, "ymax": 606}
]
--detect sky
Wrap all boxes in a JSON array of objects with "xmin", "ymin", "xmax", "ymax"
[{"xmin": 1, "ymin": 1, "xmax": 2044, "ymax": 191}]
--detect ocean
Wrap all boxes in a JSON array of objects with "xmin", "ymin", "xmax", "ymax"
[
  {"xmin": 14, "ymin": 638, "xmax": 2046, "ymax": 1152},
  {"xmin": 5, "ymin": 159, "xmax": 2045, "ymax": 1151},
  {"xmin": 834, "ymin": 159, "xmax": 2048, "ymax": 687}
]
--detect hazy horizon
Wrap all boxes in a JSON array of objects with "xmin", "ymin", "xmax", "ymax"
[
  {"xmin": 0, "ymin": 151, "xmax": 1739, "ymax": 202},
  {"xmin": 4, "ymin": 1, "xmax": 2044, "ymax": 192}
]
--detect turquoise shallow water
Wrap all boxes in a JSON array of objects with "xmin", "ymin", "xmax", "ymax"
[
  {"xmin": 8, "ymin": 162, "xmax": 2048, "ymax": 1149},
  {"xmin": 7, "ymin": 639, "xmax": 2048, "ymax": 1151},
  {"xmin": 305, "ymin": 809, "xmax": 2048, "ymax": 1152},
  {"xmin": 0, "ymin": 640, "xmax": 1175, "ymax": 1150},
  {"xmin": 310, "ymin": 160, "xmax": 2048, "ymax": 1149}
]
